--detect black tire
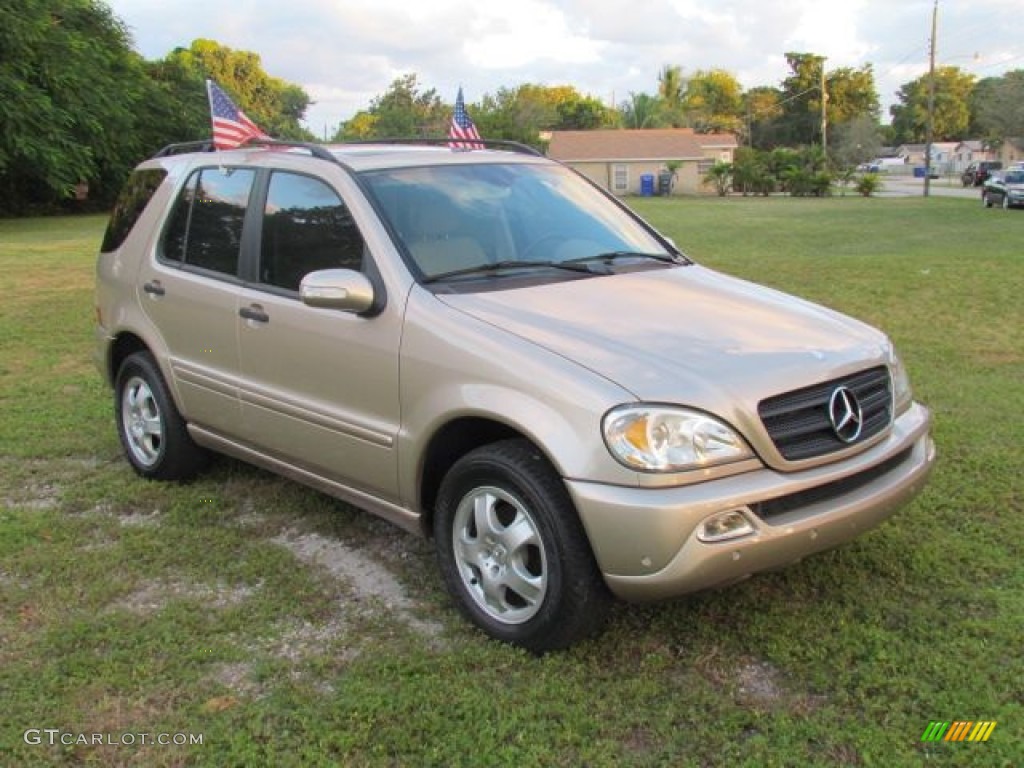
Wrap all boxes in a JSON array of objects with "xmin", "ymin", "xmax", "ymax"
[
  {"xmin": 114, "ymin": 352, "xmax": 209, "ymax": 481},
  {"xmin": 434, "ymin": 439, "xmax": 610, "ymax": 652}
]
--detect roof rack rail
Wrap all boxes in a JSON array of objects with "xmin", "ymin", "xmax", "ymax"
[
  {"xmin": 340, "ymin": 137, "xmax": 544, "ymax": 157},
  {"xmin": 151, "ymin": 138, "xmax": 342, "ymax": 164},
  {"xmin": 239, "ymin": 137, "xmax": 341, "ymax": 163},
  {"xmin": 152, "ymin": 140, "xmax": 215, "ymax": 158},
  {"xmin": 150, "ymin": 136, "xmax": 543, "ymax": 163}
]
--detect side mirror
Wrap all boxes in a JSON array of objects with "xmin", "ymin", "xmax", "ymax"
[{"xmin": 300, "ymin": 269, "xmax": 375, "ymax": 314}]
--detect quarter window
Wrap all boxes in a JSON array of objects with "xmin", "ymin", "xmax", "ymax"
[
  {"xmin": 101, "ymin": 169, "xmax": 167, "ymax": 253},
  {"xmin": 161, "ymin": 167, "xmax": 255, "ymax": 276},
  {"xmin": 259, "ymin": 172, "xmax": 364, "ymax": 292}
]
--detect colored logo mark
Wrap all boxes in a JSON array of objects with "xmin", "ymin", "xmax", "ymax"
[{"xmin": 921, "ymin": 721, "xmax": 997, "ymax": 742}]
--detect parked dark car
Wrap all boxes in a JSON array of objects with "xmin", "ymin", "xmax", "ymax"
[
  {"xmin": 982, "ymin": 170, "xmax": 1024, "ymax": 209},
  {"xmin": 962, "ymin": 161, "xmax": 1003, "ymax": 187}
]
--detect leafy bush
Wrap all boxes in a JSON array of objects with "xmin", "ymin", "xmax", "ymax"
[{"xmin": 855, "ymin": 173, "xmax": 882, "ymax": 197}]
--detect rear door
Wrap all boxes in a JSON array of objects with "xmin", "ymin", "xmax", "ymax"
[
  {"xmin": 140, "ymin": 165, "xmax": 254, "ymax": 436},
  {"xmin": 235, "ymin": 169, "xmax": 403, "ymax": 501}
]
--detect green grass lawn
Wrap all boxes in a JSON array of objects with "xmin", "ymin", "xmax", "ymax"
[{"xmin": 1, "ymin": 198, "xmax": 1021, "ymax": 767}]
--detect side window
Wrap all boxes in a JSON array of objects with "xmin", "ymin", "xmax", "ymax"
[
  {"xmin": 259, "ymin": 172, "xmax": 364, "ymax": 292},
  {"xmin": 101, "ymin": 169, "xmax": 167, "ymax": 253},
  {"xmin": 160, "ymin": 167, "xmax": 255, "ymax": 276}
]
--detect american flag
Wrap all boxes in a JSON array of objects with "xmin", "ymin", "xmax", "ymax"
[
  {"xmin": 206, "ymin": 79, "xmax": 269, "ymax": 150},
  {"xmin": 448, "ymin": 87, "xmax": 483, "ymax": 149}
]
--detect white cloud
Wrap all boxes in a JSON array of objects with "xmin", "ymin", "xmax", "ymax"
[{"xmin": 105, "ymin": 0, "xmax": 1022, "ymax": 132}]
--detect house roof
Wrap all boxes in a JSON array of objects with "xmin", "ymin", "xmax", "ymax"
[
  {"xmin": 547, "ymin": 129, "xmax": 737, "ymax": 162},
  {"xmin": 897, "ymin": 142, "xmax": 958, "ymax": 154}
]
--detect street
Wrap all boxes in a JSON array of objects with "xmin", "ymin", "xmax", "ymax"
[{"xmin": 875, "ymin": 174, "xmax": 982, "ymax": 200}]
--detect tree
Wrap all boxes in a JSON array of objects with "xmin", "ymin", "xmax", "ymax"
[
  {"xmin": 970, "ymin": 70, "xmax": 1024, "ymax": 143},
  {"xmin": 744, "ymin": 87, "xmax": 783, "ymax": 149},
  {"xmin": 774, "ymin": 53, "xmax": 879, "ymax": 149},
  {"xmin": 703, "ymin": 162, "xmax": 732, "ymax": 196},
  {"xmin": 681, "ymin": 69, "xmax": 744, "ymax": 134},
  {"xmin": 657, "ymin": 65, "xmax": 686, "ymax": 126},
  {"xmin": 140, "ymin": 55, "xmax": 210, "ymax": 151},
  {"xmin": 473, "ymin": 83, "xmax": 615, "ymax": 145},
  {"xmin": 855, "ymin": 173, "xmax": 881, "ymax": 197},
  {"xmin": 831, "ymin": 115, "xmax": 883, "ymax": 170},
  {"xmin": 777, "ymin": 53, "xmax": 828, "ymax": 146},
  {"xmin": 824, "ymin": 65, "xmax": 880, "ymax": 126},
  {"xmin": 0, "ymin": 0, "xmax": 155, "ymax": 209},
  {"xmin": 889, "ymin": 66, "xmax": 976, "ymax": 143},
  {"xmin": 163, "ymin": 40, "xmax": 313, "ymax": 140},
  {"xmin": 731, "ymin": 147, "xmax": 774, "ymax": 195},
  {"xmin": 618, "ymin": 92, "xmax": 665, "ymax": 129}
]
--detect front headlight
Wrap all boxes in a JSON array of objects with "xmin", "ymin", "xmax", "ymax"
[
  {"xmin": 888, "ymin": 344, "xmax": 913, "ymax": 415},
  {"xmin": 602, "ymin": 405, "xmax": 753, "ymax": 472}
]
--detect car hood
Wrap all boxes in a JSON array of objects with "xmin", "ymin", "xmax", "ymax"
[{"xmin": 438, "ymin": 265, "xmax": 889, "ymax": 410}]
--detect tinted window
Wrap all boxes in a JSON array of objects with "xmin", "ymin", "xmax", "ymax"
[
  {"xmin": 161, "ymin": 167, "xmax": 254, "ymax": 276},
  {"xmin": 100, "ymin": 169, "xmax": 167, "ymax": 253},
  {"xmin": 259, "ymin": 172, "xmax": 364, "ymax": 291}
]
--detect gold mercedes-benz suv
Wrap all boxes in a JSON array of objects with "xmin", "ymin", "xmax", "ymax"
[{"xmin": 95, "ymin": 139, "xmax": 935, "ymax": 651}]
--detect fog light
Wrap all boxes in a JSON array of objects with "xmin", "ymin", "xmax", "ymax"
[{"xmin": 698, "ymin": 508, "xmax": 755, "ymax": 542}]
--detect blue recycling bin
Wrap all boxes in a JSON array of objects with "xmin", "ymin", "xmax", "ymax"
[
  {"xmin": 913, "ymin": 167, "xmax": 926, "ymax": 178},
  {"xmin": 640, "ymin": 174, "xmax": 655, "ymax": 196}
]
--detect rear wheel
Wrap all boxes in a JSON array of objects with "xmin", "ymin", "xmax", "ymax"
[
  {"xmin": 434, "ymin": 439, "xmax": 610, "ymax": 652},
  {"xmin": 115, "ymin": 352, "xmax": 209, "ymax": 480}
]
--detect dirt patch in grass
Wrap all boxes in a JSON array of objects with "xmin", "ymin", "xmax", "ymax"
[
  {"xmin": 735, "ymin": 660, "xmax": 785, "ymax": 704},
  {"xmin": 109, "ymin": 579, "xmax": 262, "ymax": 616},
  {"xmin": 272, "ymin": 529, "xmax": 445, "ymax": 640}
]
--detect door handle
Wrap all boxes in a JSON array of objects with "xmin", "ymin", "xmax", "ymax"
[
  {"xmin": 143, "ymin": 280, "xmax": 165, "ymax": 297},
  {"xmin": 239, "ymin": 305, "xmax": 270, "ymax": 323}
]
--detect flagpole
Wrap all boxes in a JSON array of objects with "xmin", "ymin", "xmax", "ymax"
[{"xmin": 205, "ymin": 79, "xmax": 217, "ymax": 150}]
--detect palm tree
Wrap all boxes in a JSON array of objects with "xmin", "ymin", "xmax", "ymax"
[
  {"xmin": 657, "ymin": 65, "xmax": 686, "ymax": 127},
  {"xmin": 657, "ymin": 65, "xmax": 684, "ymax": 107},
  {"xmin": 620, "ymin": 92, "xmax": 662, "ymax": 129},
  {"xmin": 704, "ymin": 161, "xmax": 733, "ymax": 196}
]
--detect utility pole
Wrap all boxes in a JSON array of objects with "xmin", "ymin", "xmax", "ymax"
[{"xmin": 924, "ymin": 0, "xmax": 938, "ymax": 197}]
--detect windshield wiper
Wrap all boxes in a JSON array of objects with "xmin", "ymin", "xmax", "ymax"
[
  {"xmin": 563, "ymin": 251, "xmax": 684, "ymax": 266},
  {"xmin": 421, "ymin": 259, "xmax": 597, "ymax": 284}
]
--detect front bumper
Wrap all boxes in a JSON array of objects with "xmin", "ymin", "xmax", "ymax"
[{"xmin": 568, "ymin": 402, "xmax": 934, "ymax": 601}]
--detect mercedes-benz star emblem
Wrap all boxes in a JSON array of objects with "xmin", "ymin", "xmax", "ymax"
[{"xmin": 828, "ymin": 386, "xmax": 863, "ymax": 443}]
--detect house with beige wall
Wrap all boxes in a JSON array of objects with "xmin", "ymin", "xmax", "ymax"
[
  {"xmin": 997, "ymin": 137, "xmax": 1024, "ymax": 166},
  {"xmin": 953, "ymin": 140, "xmax": 999, "ymax": 171},
  {"xmin": 546, "ymin": 129, "xmax": 738, "ymax": 196}
]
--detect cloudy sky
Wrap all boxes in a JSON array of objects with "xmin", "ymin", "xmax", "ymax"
[{"xmin": 105, "ymin": 0, "xmax": 1022, "ymax": 136}]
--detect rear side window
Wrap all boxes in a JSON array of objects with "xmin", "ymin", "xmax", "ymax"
[
  {"xmin": 259, "ymin": 172, "xmax": 364, "ymax": 292},
  {"xmin": 161, "ymin": 167, "xmax": 255, "ymax": 277},
  {"xmin": 100, "ymin": 169, "xmax": 167, "ymax": 253}
]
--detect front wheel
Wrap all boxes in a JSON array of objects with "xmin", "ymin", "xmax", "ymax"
[
  {"xmin": 115, "ymin": 352, "xmax": 209, "ymax": 481},
  {"xmin": 434, "ymin": 439, "xmax": 610, "ymax": 652}
]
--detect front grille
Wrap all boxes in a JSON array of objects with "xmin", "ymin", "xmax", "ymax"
[
  {"xmin": 751, "ymin": 446, "xmax": 913, "ymax": 521},
  {"xmin": 758, "ymin": 366, "xmax": 892, "ymax": 461}
]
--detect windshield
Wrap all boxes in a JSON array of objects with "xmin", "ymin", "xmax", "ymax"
[
  {"xmin": 1002, "ymin": 171, "xmax": 1024, "ymax": 184},
  {"xmin": 360, "ymin": 163, "xmax": 676, "ymax": 282}
]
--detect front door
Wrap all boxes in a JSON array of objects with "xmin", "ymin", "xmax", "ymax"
[{"xmin": 235, "ymin": 170, "xmax": 402, "ymax": 501}]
